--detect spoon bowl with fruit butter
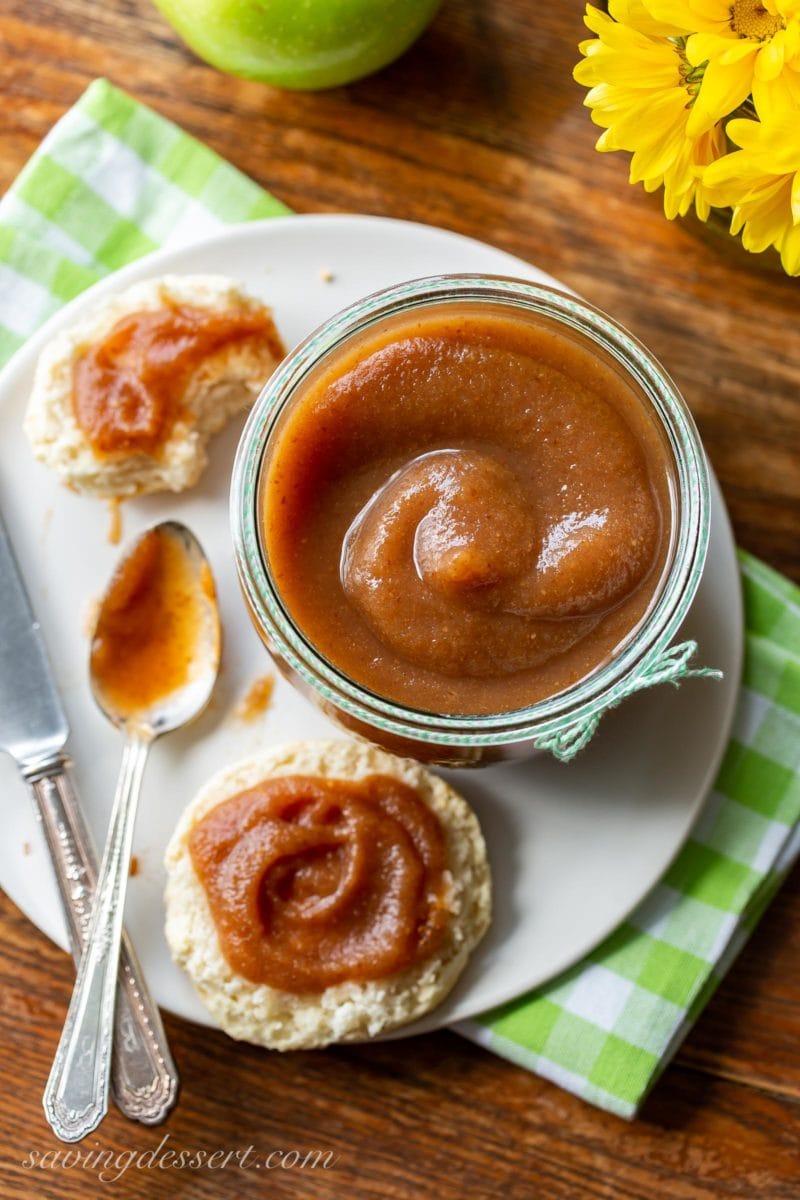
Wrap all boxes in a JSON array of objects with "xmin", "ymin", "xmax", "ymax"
[{"xmin": 44, "ymin": 521, "xmax": 221, "ymax": 1143}]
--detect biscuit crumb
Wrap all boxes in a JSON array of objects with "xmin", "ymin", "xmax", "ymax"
[
  {"xmin": 107, "ymin": 497, "xmax": 123, "ymax": 545},
  {"xmin": 41, "ymin": 508, "xmax": 53, "ymax": 543},
  {"xmin": 319, "ymin": 268, "xmax": 335, "ymax": 283}
]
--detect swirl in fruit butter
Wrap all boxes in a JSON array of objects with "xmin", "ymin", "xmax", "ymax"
[
  {"xmin": 188, "ymin": 774, "xmax": 450, "ymax": 993},
  {"xmin": 263, "ymin": 306, "xmax": 673, "ymax": 715}
]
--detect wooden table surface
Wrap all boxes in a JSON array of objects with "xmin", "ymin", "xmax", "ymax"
[{"xmin": 1, "ymin": 2, "xmax": 799, "ymax": 1197}]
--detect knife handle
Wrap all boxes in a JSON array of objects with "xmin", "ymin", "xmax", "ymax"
[{"xmin": 26, "ymin": 757, "xmax": 179, "ymax": 1126}]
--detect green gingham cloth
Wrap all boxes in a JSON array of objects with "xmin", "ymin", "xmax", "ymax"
[{"xmin": 2, "ymin": 79, "xmax": 798, "ymax": 1119}]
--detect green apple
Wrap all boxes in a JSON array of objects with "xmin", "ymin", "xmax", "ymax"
[{"xmin": 151, "ymin": 0, "xmax": 442, "ymax": 90}]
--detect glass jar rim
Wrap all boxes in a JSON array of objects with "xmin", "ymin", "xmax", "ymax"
[{"xmin": 231, "ymin": 274, "xmax": 710, "ymax": 748}]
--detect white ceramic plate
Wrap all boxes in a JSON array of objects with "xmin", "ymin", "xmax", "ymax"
[{"xmin": 0, "ymin": 215, "xmax": 743, "ymax": 1035}]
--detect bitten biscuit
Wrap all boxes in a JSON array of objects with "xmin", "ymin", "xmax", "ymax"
[
  {"xmin": 164, "ymin": 740, "xmax": 492, "ymax": 1049},
  {"xmin": 24, "ymin": 274, "xmax": 284, "ymax": 498}
]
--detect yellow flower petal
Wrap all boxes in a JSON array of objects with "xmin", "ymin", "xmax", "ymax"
[
  {"xmin": 583, "ymin": 6, "xmax": 657, "ymax": 50},
  {"xmin": 752, "ymin": 68, "xmax": 800, "ymax": 119},
  {"xmin": 742, "ymin": 175, "xmax": 792, "ymax": 208},
  {"xmin": 743, "ymin": 184, "xmax": 796, "ymax": 246},
  {"xmin": 791, "ymin": 169, "xmax": 800, "ymax": 222},
  {"xmin": 582, "ymin": 6, "xmax": 615, "ymax": 36},
  {"xmin": 724, "ymin": 117, "xmax": 765, "ymax": 149},
  {"xmin": 608, "ymin": 0, "xmax": 685, "ymax": 35},
  {"xmin": 693, "ymin": 192, "xmax": 712, "ymax": 219},
  {"xmin": 645, "ymin": 0, "xmax": 724, "ymax": 32},
  {"xmin": 730, "ymin": 205, "xmax": 747, "ymax": 235},
  {"xmin": 785, "ymin": 20, "xmax": 800, "ymax": 54},
  {"xmin": 719, "ymin": 39, "xmax": 768, "ymax": 65},
  {"xmin": 779, "ymin": 221, "xmax": 800, "ymax": 274},
  {"xmin": 595, "ymin": 129, "xmax": 618, "ymax": 152},
  {"xmin": 689, "ymin": 0, "xmax": 735, "ymax": 26},
  {"xmin": 616, "ymin": 92, "xmax": 688, "ymax": 159},
  {"xmin": 728, "ymin": 175, "xmax": 795, "ymax": 254},
  {"xmin": 776, "ymin": 0, "xmax": 800, "ymax": 23},
  {"xmin": 687, "ymin": 54, "xmax": 754, "ymax": 135},
  {"xmin": 755, "ymin": 37, "xmax": 788, "ymax": 81},
  {"xmin": 728, "ymin": 115, "xmax": 800, "ymax": 170},
  {"xmin": 686, "ymin": 31, "xmax": 755, "ymax": 67},
  {"xmin": 577, "ymin": 51, "xmax": 681, "ymax": 88},
  {"xmin": 703, "ymin": 148, "xmax": 785, "ymax": 206}
]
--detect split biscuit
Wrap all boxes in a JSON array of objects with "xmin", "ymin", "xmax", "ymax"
[{"xmin": 24, "ymin": 274, "xmax": 284, "ymax": 498}]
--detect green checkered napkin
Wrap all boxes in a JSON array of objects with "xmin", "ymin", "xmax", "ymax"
[{"xmin": 2, "ymin": 79, "xmax": 798, "ymax": 1119}]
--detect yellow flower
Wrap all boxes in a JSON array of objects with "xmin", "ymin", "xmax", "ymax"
[
  {"xmin": 702, "ymin": 105, "xmax": 800, "ymax": 272},
  {"xmin": 574, "ymin": 2, "xmax": 727, "ymax": 219},
  {"xmin": 646, "ymin": 0, "xmax": 800, "ymax": 129}
]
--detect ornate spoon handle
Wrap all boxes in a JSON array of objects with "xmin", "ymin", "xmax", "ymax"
[
  {"xmin": 28, "ymin": 756, "xmax": 178, "ymax": 1126},
  {"xmin": 42, "ymin": 732, "xmax": 155, "ymax": 1142}
]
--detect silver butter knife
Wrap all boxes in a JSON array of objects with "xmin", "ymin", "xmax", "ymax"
[{"xmin": 0, "ymin": 511, "xmax": 178, "ymax": 1131}]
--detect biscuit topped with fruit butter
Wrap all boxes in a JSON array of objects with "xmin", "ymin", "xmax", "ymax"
[
  {"xmin": 24, "ymin": 275, "xmax": 284, "ymax": 499},
  {"xmin": 164, "ymin": 741, "xmax": 491, "ymax": 1049}
]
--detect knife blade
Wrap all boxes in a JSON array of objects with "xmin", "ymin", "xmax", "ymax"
[
  {"xmin": 0, "ymin": 511, "xmax": 178, "ymax": 1128},
  {"xmin": 0, "ymin": 515, "xmax": 69, "ymax": 771}
]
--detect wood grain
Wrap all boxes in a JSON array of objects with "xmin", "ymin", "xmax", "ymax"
[
  {"xmin": 1, "ymin": 2, "xmax": 799, "ymax": 1197},
  {"xmin": 3, "ymin": 5, "xmax": 798, "ymax": 580}
]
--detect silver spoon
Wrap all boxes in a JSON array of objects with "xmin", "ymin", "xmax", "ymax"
[{"xmin": 43, "ymin": 521, "xmax": 221, "ymax": 1142}]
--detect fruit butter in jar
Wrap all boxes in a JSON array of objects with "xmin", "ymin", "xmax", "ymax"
[{"xmin": 232, "ymin": 275, "xmax": 716, "ymax": 766}]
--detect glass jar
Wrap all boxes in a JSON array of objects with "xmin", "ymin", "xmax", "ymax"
[{"xmin": 231, "ymin": 275, "xmax": 712, "ymax": 766}]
